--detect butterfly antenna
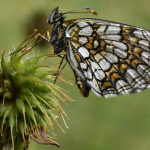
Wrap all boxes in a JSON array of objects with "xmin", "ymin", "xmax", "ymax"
[
  {"xmin": 63, "ymin": 6, "xmax": 90, "ymax": 14},
  {"xmin": 63, "ymin": 6, "xmax": 98, "ymax": 15}
]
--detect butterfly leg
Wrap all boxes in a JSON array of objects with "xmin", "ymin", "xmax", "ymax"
[
  {"xmin": 10, "ymin": 31, "xmax": 51, "ymax": 55},
  {"xmin": 34, "ymin": 31, "xmax": 51, "ymax": 43}
]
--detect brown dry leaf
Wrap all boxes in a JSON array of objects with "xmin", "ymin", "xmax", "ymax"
[{"xmin": 30, "ymin": 128, "xmax": 60, "ymax": 148}]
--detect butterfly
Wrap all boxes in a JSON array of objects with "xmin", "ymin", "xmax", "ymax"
[{"xmin": 14, "ymin": 6, "xmax": 150, "ymax": 98}]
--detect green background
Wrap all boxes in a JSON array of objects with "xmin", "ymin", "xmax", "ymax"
[{"xmin": 1, "ymin": 0, "xmax": 150, "ymax": 150}]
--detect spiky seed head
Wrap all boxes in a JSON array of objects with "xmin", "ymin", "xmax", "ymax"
[{"xmin": 0, "ymin": 32, "xmax": 73, "ymax": 150}]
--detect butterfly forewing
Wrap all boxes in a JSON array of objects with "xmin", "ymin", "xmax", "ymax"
[{"xmin": 65, "ymin": 18, "xmax": 150, "ymax": 98}]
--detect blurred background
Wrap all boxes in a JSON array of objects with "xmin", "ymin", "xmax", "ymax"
[{"xmin": 1, "ymin": 0, "xmax": 150, "ymax": 150}]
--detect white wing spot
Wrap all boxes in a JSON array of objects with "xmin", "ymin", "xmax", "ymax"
[
  {"xmin": 79, "ymin": 37, "xmax": 88, "ymax": 44},
  {"xmin": 99, "ymin": 59, "xmax": 111, "ymax": 70},
  {"xmin": 112, "ymin": 41, "xmax": 127, "ymax": 50},
  {"xmin": 84, "ymin": 67, "xmax": 92, "ymax": 79},
  {"xmin": 110, "ymin": 23, "xmax": 120, "ymax": 26},
  {"xmin": 100, "ymin": 35, "xmax": 121, "ymax": 41},
  {"xmin": 78, "ymin": 47, "xmax": 90, "ymax": 58},
  {"xmin": 105, "ymin": 53, "xmax": 118, "ymax": 63},
  {"xmin": 141, "ymin": 51, "xmax": 150, "ymax": 65},
  {"xmin": 105, "ymin": 26, "xmax": 121, "ymax": 34},
  {"xmin": 94, "ymin": 53, "xmax": 103, "ymax": 62},
  {"xmin": 106, "ymin": 45, "xmax": 114, "ymax": 52},
  {"xmin": 94, "ymin": 40, "xmax": 99, "ymax": 48},
  {"xmin": 105, "ymin": 40, "xmax": 112, "ymax": 44},
  {"xmin": 78, "ymin": 26, "xmax": 93, "ymax": 36},
  {"xmin": 66, "ymin": 26, "xmax": 74, "ymax": 37},
  {"xmin": 94, "ymin": 70, "xmax": 106, "ymax": 81},
  {"xmin": 77, "ymin": 22, "xmax": 88, "ymax": 27},
  {"xmin": 96, "ymin": 25, "xmax": 107, "ymax": 36},
  {"xmin": 80, "ymin": 62, "xmax": 87, "ymax": 70},
  {"xmin": 134, "ymin": 30, "xmax": 145, "ymax": 39},
  {"xmin": 89, "ymin": 60, "xmax": 100, "ymax": 72},
  {"xmin": 114, "ymin": 48, "xmax": 128, "ymax": 58},
  {"xmin": 139, "ymin": 40, "xmax": 149, "ymax": 51}
]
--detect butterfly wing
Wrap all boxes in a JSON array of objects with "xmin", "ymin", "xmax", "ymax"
[{"xmin": 65, "ymin": 18, "xmax": 150, "ymax": 98}]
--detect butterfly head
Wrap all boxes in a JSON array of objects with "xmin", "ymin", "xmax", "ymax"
[{"xmin": 47, "ymin": 7, "xmax": 65, "ymax": 24}]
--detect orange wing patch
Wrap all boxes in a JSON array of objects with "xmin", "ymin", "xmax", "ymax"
[{"xmin": 102, "ymin": 82, "xmax": 112, "ymax": 90}]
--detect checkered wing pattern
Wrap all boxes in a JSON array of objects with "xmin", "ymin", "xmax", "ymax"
[{"xmin": 65, "ymin": 18, "xmax": 150, "ymax": 98}]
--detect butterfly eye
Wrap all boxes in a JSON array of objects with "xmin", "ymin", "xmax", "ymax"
[
  {"xmin": 53, "ymin": 13, "xmax": 62, "ymax": 21},
  {"xmin": 47, "ymin": 7, "xmax": 63, "ymax": 24}
]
